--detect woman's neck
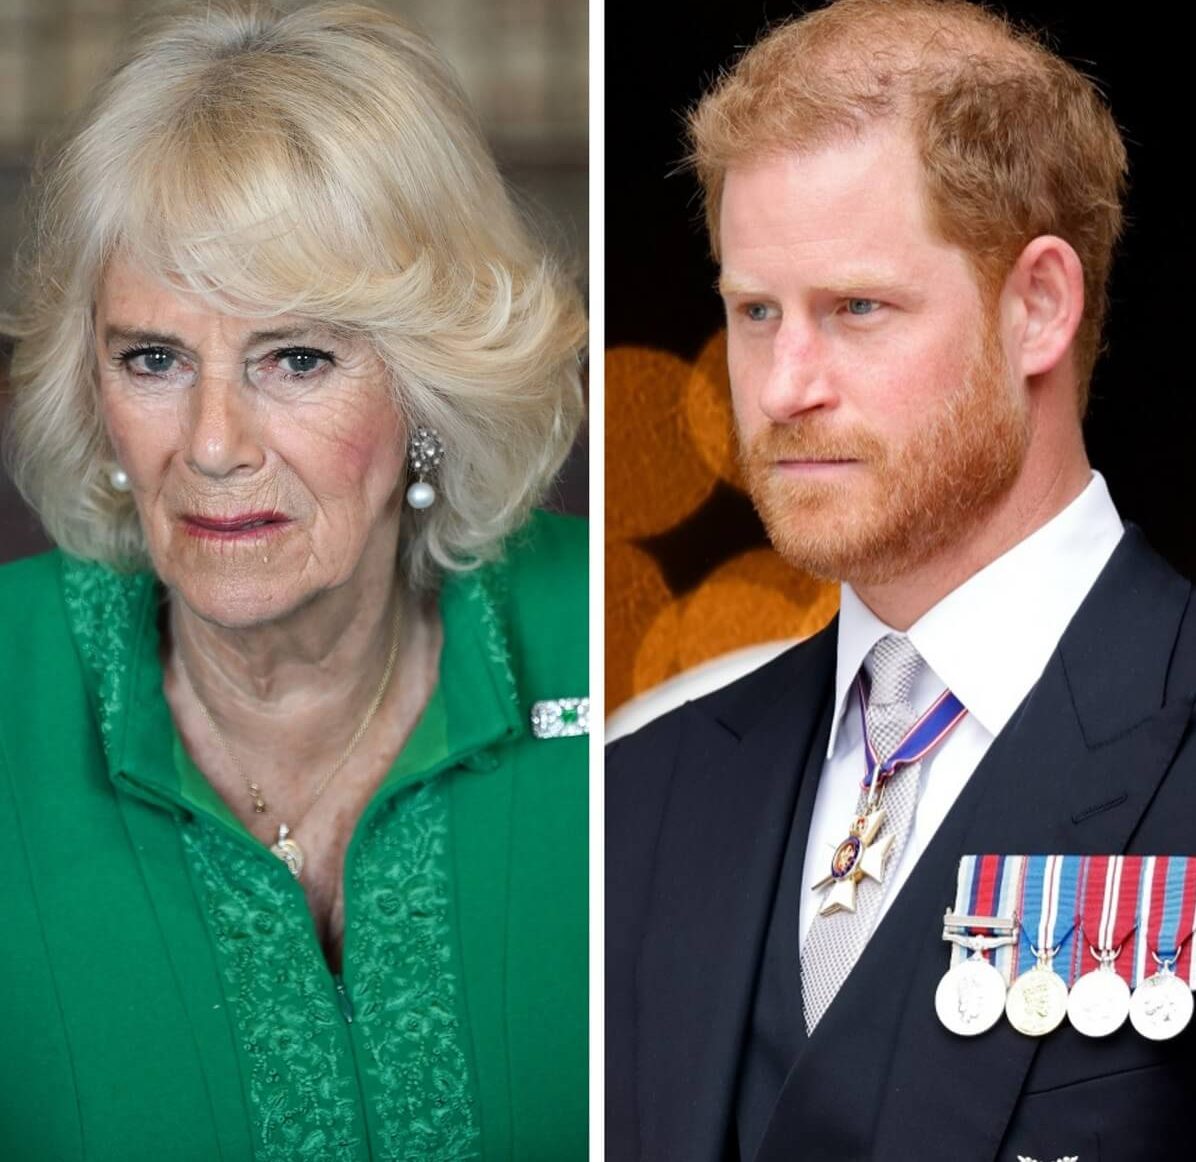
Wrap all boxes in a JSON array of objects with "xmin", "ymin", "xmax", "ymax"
[{"xmin": 165, "ymin": 566, "xmax": 437, "ymax": 779}]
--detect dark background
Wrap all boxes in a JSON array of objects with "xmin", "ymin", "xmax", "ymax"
[{"xmin": 607, "ymin": 0, "xmax": 1195, "ymax": 585}]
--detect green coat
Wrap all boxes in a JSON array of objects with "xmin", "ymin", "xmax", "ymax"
[{"xmin": 0, "ymin": 511, "xmax": 587, "ymax": 1161}]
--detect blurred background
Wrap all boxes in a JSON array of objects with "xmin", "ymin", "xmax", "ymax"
[
  {"xmin": 0, "ymin": 0, "xmax": 588, "ymax": 560},
  {"xmin": 606, "ymin": 0, "xmax": 1196, "ymax": 724}
]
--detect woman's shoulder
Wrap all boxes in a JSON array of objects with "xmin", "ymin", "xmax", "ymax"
[
  {"xmin": 0, "ymin": 546, "xmax": 63, "ymax": 597},
  {"xmin": 0, "ymin": 548, "xmax": 150, "ymax": 632},
  {"xmin": 500, "ymin": 508, "xmax": 587, "ymax": 594},
  {"xmin": 0, "ymin": 549, "xmax": 71, "ymax": 649},
  {"xmin": 0, "ymin": 549, "xmax": 153, "ymax": 704},
  {"xmin": 471, "ymin": 509, "xmax": 587, "ymax": 689}
]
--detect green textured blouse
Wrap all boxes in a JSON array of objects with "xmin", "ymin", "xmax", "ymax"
[{"xmin": 0, "ymin": 510, "xmax": 587, "ymax": 1161}]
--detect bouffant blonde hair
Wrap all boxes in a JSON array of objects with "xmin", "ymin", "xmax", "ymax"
[
  {"xmin": 688, "ymin": 0, "xmax": 1127, "ymax": 407},
  {"xmin": 3, "ymin": 1, "xmax": 585, "ymax": 585}
]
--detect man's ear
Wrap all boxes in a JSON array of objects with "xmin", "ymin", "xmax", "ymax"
[{"xmin": 1003, "ymin": 235, "xmax": 1085, "ymax": 379}]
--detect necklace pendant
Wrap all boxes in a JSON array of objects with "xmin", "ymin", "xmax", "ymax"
[{"xmin": 271, "ymin": 823, "xmax": 305, "ymax": 879}]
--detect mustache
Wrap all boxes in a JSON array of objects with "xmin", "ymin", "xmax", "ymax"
[{"xmin": 740, "ymin": 422, "xmax": 886, "ymax": 467}]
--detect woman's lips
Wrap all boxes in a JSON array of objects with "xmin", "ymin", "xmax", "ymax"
[{"xmin": 182, "ymin": 512, "xmax": 293, "ymax": 541}]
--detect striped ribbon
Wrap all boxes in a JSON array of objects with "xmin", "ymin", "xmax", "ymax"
[
  {"xmin": 1013, "ymin": 854, "xmax": 1081, "ymax": 981},
  {"xmin": 949, "ymin": 853, "xmax": 1025, "ymax": 980},
  {"xmin": 949, "ymin": 854, "xmax": 1196, "ymax": 989},
  {"xmin": 1077, "ymin": 855, "xmax": 1145, "ymax": 985},
  {"xmin": 1135, "ymin": 856, "xmax": 1196, "ymax": 987},
  {"xmin": 856, "ymin": 676, "xmax": 968, "ymax": 790}
]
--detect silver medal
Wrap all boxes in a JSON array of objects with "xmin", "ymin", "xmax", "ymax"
[
  {"xmin": 936, "ymin": 925, "xmax": 1016, "ymax": 1037},
  {"xmin": 1006, "ymin": 963, "xmax": 1069, "ymax": 1036},
  {"xmin": 936, "ymin": 956, "xmax": 1007, "ymax": 1036},
  {"xmin": 1067, "ymin": 966, "xmax": 1131, "ymax": 1037},
  {"xmin": 1129, "ymin": 959, "xmax": 1194, "ymax": 1041}
]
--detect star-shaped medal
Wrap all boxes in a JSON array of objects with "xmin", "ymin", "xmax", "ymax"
[{"xmin": 812, "ymin": 809, "xmax": 894, "ymax": 916}]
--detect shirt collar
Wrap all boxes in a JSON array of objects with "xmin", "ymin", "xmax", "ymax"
[{"xmin": 827, "ymin": 472, "xmax": 1124, "ymax": 755}]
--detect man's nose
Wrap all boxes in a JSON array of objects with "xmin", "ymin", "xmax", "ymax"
[
  {"xmin": 184, "ymin": 368, "xmax": 265, "ymax": 479},
  {"xmin": 757, "ymin": 319, "xmax": 838, "ymax": 423}
]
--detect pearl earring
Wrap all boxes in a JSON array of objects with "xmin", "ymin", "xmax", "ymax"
[
  {"xmin": 109, "ymin": 467, "xmax": 132, "ymax": 493},
  {"xmin": 406, "ymin": 426, "xmax": 444, "ymax": 510}
]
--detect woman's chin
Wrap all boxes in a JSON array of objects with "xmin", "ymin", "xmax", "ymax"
[
  {"xmin": 172, "ymin": 590, "xmax": 300, "ymax": 631},
  {"xmin": 159, "ymin": 567, "xmax": 308, "ymax": 631}
]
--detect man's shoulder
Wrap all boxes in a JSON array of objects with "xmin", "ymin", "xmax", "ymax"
[
  {"xmin": 1064, "ymin": 525, "xmax": 1195, "ymax": 700},
  {"xmin": 608, "ymin": 620, "xmax": 836, "ymax": 769}
]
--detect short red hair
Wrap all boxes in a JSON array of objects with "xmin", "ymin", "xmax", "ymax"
[{"xmin": 688, "ymin": 0, "xmax": 1127, "ymax": 407}]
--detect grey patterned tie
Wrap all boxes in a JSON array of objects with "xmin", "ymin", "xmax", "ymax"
[{"xmin": 801, "ymin": 633, "xmax": 925, "ymax": 1033}]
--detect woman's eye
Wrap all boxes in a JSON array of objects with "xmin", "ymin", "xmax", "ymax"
[
  {"xmin": 845, "ymin": 298, "xmax": 880, "ymax": 316},
  {"xmin": 275, "ymin": 348, "xmax": 332, "ymax": 377},
  {"xmin": 744, "ymin": 303, "xmax": 773, "ymax": 322},
  {"xmin": 122, "ymin": 347, "xmax": 178, "ymax": 375}
]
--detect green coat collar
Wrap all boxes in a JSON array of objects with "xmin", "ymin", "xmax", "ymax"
[{"xmin": 60, "ymin": 554, "xmax": 523, "ymax": 833}]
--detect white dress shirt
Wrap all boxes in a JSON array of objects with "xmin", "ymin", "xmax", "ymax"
[{"xmin": 799, "ymin": 472, "xmax": 1125, "ymax": 946}]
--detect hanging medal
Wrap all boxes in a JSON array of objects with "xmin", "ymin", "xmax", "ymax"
[
  {"xmin": 1067, "ymin": 855, "xmax": 1142, "ymax": 1037},
  {"xmin": 1129, "ymin": 856, "xmax": 1196, "ymax": 1041},
  {"xmin": 812, "ymin": 681, "xmax": 967, "ymax": 917},
  {"xmin": 936, "ymin": 854, "xmax": 1022, "ymax": 1036},
  {"xmin": 1006, "ymin": 854, "xmax": 1080, "ymax": 1036}
]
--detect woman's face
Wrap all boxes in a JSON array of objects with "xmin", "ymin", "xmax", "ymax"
[{"xmin": 95, "ymin": 258, "xmax": 408, "ymax": 628}]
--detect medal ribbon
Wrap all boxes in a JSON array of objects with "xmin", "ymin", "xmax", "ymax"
[
  {"xmin": 1177, "ymin": 859, "xmax": 1196, "ymax": 986},
  {"xmin": 948, "ymin": 854, "xmax": 979, "ymax": 970},
  {"xmin": 949, "ymin": 853, "xmax": 1024, "ymax": 979},
  {"xmin": 856, "ymin": 676, "xmax": 968, "ymax": 790},
  {"xmin": 1077, "ymin": 855, "xmax": 1144, "ymax": 986},
  {"xmin": 1015, "ymin": 854, "xmax": 1080, "ymax": 982},
  {"xmin": 994, "ymin": 855, "xmax": 1028, "ymax": 982},
  {"xmin": 1140, "ymin": 856, "xmax": 1195, "ymax": 987}
]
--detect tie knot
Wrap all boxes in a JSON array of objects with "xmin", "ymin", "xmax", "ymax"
[{"xmin": 864, "ymin": 633, "xmax": 922, "ymax": 709}]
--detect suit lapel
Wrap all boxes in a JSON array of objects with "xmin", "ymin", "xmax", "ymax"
[
  {"xmin": 637, "ymin": 627, "xmax": 836, "ymax": 1162},
  {"xmin": 755, "ymin": 530, "xmax": 1195, "ymax": 1160}
]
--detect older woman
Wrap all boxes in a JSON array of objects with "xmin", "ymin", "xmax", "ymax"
[{"xmin": 0, "ymin": 3, "xmax": 586, "ymax": 1159}]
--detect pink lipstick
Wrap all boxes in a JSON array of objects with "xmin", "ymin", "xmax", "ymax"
[{"xmin": 182, "ymin": 511, "xmax": 292, "ymax": 541}]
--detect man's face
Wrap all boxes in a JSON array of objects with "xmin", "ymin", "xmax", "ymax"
[{"xmin": 719, "ymin": 128, "xmax": 1029, "ymax": 587}]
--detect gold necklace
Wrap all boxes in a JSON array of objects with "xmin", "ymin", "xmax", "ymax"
[{"xmin": 177, "ymin": 603, "xmax": 403, "ymax": 879}]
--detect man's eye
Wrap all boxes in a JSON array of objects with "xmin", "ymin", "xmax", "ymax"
[
  {"xmin": 745, "ymin": 303, "xmax": 773, "ymax": 322},
  {"xmin": 845, "ymin": 298, "xmax": 880, "ymax": 316}
]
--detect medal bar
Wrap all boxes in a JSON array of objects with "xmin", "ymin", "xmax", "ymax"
[{"xmin": 938, "ymin": 853, "xmax": 1196, "ymax": 1042}]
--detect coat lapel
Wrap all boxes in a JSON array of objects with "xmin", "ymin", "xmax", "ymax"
[
  {"xmin": 756, "ymin": 530, "xmax": 1195, "ymax": 1160},
  {"xmin": 637, "ymin": 626, "xmax": 836, "ymax": 1162}
]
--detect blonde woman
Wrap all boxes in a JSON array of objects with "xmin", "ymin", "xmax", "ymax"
[{"xmin": 0, "ymin": 3, "xmax": 587, "ymax": 1159}]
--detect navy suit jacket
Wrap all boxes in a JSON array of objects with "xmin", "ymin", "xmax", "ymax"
[{"xmin": 607, "ymin": 529, "xmax": 1196, "ymax": 1161}]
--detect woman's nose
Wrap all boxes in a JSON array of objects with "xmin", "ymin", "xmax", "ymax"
[{"xmin": 184, "ymin": 369, "xmax": 265, "ymax": 479}]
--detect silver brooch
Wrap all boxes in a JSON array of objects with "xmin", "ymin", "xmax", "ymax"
[{"xmin": 530, "ymin": 697, "xmax": 589, "ymax": 739}]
